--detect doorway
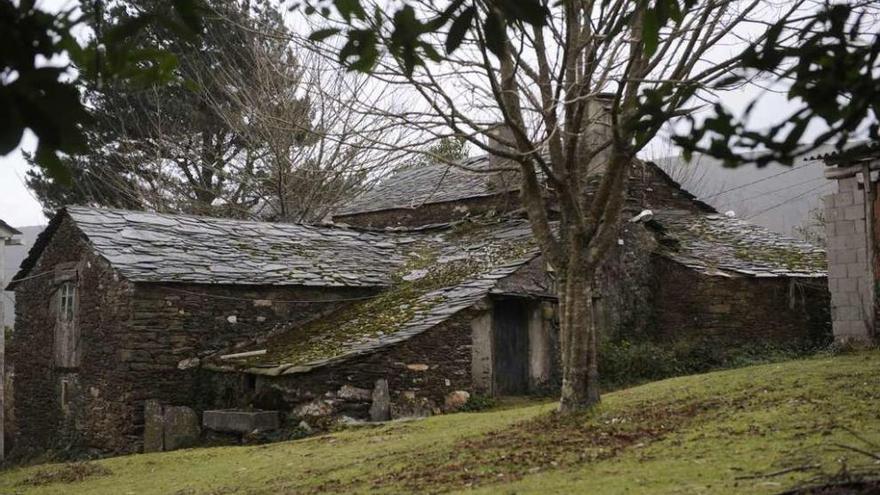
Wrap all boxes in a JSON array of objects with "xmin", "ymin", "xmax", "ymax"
[{"xmin": 493, "ymin": 299, "xmax": 530, "ymax": 394}]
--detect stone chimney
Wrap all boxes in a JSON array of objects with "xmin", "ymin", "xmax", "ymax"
[
  {"xmin": 580, "ymin": 93, "xmax": 614, "ymax": 176},
  {"xmin": 485, "ymin": 124, "xmax": 520, "ymax": 193}
]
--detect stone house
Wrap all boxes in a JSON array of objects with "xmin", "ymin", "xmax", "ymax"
[
  {"xmin": 816, "ymin": 142, "xmax": 879, "ymax": 342},
  {"xmin": 6, "ymin": 157, "xmax": 830, "ymax": 456}
]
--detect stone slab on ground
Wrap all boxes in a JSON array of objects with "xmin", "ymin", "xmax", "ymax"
[{"xmin": 203, "ymin": 410, "xmax": 280, "ymax": 434}]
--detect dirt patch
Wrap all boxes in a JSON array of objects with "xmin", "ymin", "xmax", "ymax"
[
  {"xmin": 338, "ymin": 398, "xmax": 721, "ymax": 494},
  {"xmin": 19, "ymin": 462, "xmax": 112, "ymax": 486},
  {"xmin": 780, "ymin": 479, "xmax": 880, "ymax": 494}
]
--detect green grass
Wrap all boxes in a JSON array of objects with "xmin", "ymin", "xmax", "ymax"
[{"xmin": 3, "ymin": 350, "xmax": 880, "ymax": 494}]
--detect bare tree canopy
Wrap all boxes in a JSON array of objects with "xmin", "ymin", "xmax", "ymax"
[
  {"xmin": 26, "ymin": 0, "xmax": 417, "ymax": 223},
  {"xmin": 301, "ymin": 0, "xmax": 855, "ymax": 411}
]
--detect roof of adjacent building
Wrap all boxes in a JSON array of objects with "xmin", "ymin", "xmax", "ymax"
[
  {"xmin": 10, "ymin": 206, "xmax": 411, "ymax": 288},
  {"xmin": 206, "ymin": 218, "xmax": 542, "ymax": 375},
  {"xmin": 804, "ymin": 140, "xmax": 880, "ymax": 164},
  {"xmin": 0, "ymin": 219, "xmax": 22, "ymax": 237},
  {"xmin": 651, "ymin": 210, "xmax": 826, "ymax": 278},
  {"xmin": 335, "ymin": 155, "xmax": 513, "ymax": 216}
]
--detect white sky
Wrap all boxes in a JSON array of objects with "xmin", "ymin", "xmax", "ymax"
[
  {"xmin": 0, "ymin": 0, "xmax": 870, "ymax": 228},
  {"xmin": 0, "ymin": 134, "xmax": 46, "ymax": 226}
]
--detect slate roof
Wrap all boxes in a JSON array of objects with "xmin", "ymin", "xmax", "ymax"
[
  {"xmin": 651, "ymin": 210, "xmax": 826, "ymax": 278},
  {"xmin": 335, "ymin": 155, "xmax": 510, "ymax": 216},
  {"xmin": 0, "ymin": 219, "xmax": 21, "ymax": 237},
  {"xmin": 11, "ymin": 206, "xmax": 409, "ymax": 288},
  {"xmin": 803, "ymin": 140, "xmax": 879, "ymax": 163},
  {"xmin": 207, "ymin": 219, "xmax": 541, "ymax": 375}
]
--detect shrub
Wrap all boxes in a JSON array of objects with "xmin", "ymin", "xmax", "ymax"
[
  {"xmin": 458, "ymin": 394, "xmax": 497, "ymax": 412},
  {"xmin": 599, "ymin": 337, "xmax": 827, "ymax": 390}
]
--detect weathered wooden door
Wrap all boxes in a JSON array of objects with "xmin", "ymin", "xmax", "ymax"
[{"xmin": 493, "ymin": 299, "xmax": 529, "ymax": 395}]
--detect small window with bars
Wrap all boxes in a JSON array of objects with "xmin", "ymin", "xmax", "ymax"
[{"xmin": 59, "ymin": 282, "xmax": 76, "ymax": 323}]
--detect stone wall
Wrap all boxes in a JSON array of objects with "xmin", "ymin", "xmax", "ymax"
[
  {"xmin": 202, "ymin": 309, "xmax": 482, "ymax": 423},
  {"xmin": 9, "ymin": 215, "xmax": 379, "ymax": 455},
  {"xmin": 9, "ymin": 216, "xmax": 136, "ymax": 455},
  {"xmin": 202, "ymin": 296, "xmax": 560, "ymax": 427},
  {"xmin": 594, "ymin": 223, "xmax": 659, "ymax": 342},
  {"xmin": 116, "ymin": 283, "xmax": 375, "ymax": 450},
  {"xmin": 651, "ymin": 256, "xmax": 831, "ymax": 344},
  {"xmin": 336, "ymin": 162, "xmax": 711, "ymax": 230},
  {"xmin": 335, "ymin": 191, "xmax": 522, "ymax": 229},
  {"xmin": 823, "ymin": 174, "xmax": 874, "ymax": 341}
]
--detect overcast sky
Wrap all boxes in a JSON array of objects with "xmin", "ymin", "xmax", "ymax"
[
  {"xmin": 0, "ymin": 0, "xmax": 868, "ymax": 228},
  {"xmin": 0, "ymin": 82, "xmax": 809, "ymax": 228}
]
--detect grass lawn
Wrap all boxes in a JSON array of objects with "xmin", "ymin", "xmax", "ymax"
[{"xmin": 2, "ymin": 350, "xmax": 879, "ymax": 494}]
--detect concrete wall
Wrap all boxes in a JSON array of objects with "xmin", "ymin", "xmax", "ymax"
[{"xmin": 824, "ymin": 174, "xmax": 875, "ymax": 341}]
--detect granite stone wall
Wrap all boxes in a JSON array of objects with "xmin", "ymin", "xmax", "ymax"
[
  {"xmin": 201, "ymin": 309, "xmax": 481, "ymax": 423},
  {"xmin": 651, "ymin": 256, "xmax": 831, "ymax": 344},
  {"xmin": 9, "ymin": 216, "xmax": 378, "ymax": 455},
  {"xmin": 9, "ymin": 216, "xmax": 135, "ymax": 455}
]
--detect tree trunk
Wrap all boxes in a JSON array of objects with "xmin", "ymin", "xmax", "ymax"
[{"xmin": 558, "ymin": 253, "xmax": 601, "ymax": 413}]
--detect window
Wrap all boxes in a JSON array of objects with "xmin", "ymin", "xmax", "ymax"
[
  {"xmin": 59, "ymin": 282, "xmax": 76, "ymax": 323},
  {"xmin": 60, "ymin": 376, "xmax": 75, "ymax": 414},
  {"xmin": 55, "ymin": 281, "xmax": 80, "ymax": 368},
  {"xmin": 60, "ymin": 378, "xmax": 70, "ymax": 410}
]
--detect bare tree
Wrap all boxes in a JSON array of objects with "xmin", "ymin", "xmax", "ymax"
[
  {"xmin": 196, "ymin": 36, "xmax": 418, "ymax": 222},
  {"xmin": 28, "ymin": 0, "xmax": 420, "ymax": 223},
  {"xmin": 306, "ymin": 0, "xmax": 817, "ymax": 411}
]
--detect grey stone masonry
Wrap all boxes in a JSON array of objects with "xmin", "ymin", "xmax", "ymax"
[
  {"xmin": 824, "ymin": 175, "xmax": 873, "ymax": 341},
  {"xmin": 202, "ymin": 410, "xmax": 280, "ymax": 434}
]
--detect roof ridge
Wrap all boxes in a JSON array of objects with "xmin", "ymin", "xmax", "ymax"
[{"xmin": 65, "ymin": 205, "xmax": 367, "ymax": 234}]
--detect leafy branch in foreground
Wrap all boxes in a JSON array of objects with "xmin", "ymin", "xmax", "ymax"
[
  {"xmin": 674, "ymin": 3, "xmax": 879, "ymax": 167},
  {"xmin": 0, "ymin": 0, "xmax": 203, "ymax": 182}
]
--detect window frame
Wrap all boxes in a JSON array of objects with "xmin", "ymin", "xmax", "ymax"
[{"xmin": 58, "ymin": 281, "xmax": 76, "ymax": 323}]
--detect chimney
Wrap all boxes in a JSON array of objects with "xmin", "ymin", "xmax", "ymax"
[
  {"xmin": 485, "ymin": 123, "xmax": 520, "ymax": 192},
  {"xmin": 581, "ymin": 93, "xmax": 614, "ymax": 176}
]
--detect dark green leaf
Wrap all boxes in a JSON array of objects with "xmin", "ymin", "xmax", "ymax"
[
  {"xmin": 309, "ymin": 28, "xmax": 341, "ymax": 42},
  {"xmin": 499, "ymin": 0, "xmax": 549, "ymax": 26},
  {"xmin": 483, "ymin": 11, "xmax": 505, "ymax": 57},
  {"xmin": 642, "ymin": 9, "xmax": 659, "ymax": 56},
  {"xmin": 335, "ymin": 0, "xmax": 366, "ymax": 22},
  {"xmin": 445, "ymin": 6, "xmax": 475, "ymax": 54}
]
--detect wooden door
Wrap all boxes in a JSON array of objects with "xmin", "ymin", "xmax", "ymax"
[{"xmin": 493, "ymin": 299, "xmax": 529, "ymax": 395}]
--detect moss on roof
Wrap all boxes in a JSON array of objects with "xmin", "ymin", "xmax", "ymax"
[
  {"xmin": 655, "ymin": 212, "xmax": 826, "ymax": 276},
  {"xmin": 732, "ymin": 245, "xmax": 826, "ymax": 272},
  {"xmin": 236, "ymin": 221, "xmax": 538, "ymax": 368}
]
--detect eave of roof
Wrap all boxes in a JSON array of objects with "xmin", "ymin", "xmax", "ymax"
[
  {"xmin": 649, "ymin": 210, "xmax": 826, "ymax": 278},
  {"xmin": 0, "ymin": 219, "xmax": 22, "ymax": 237},
  {"xmin": 804, "ymin": 140, "xmax": 880, "ymax": 164},
  {"xmin": 7, "ymin": 210, "xmax": 65, "ymax": 290}
]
